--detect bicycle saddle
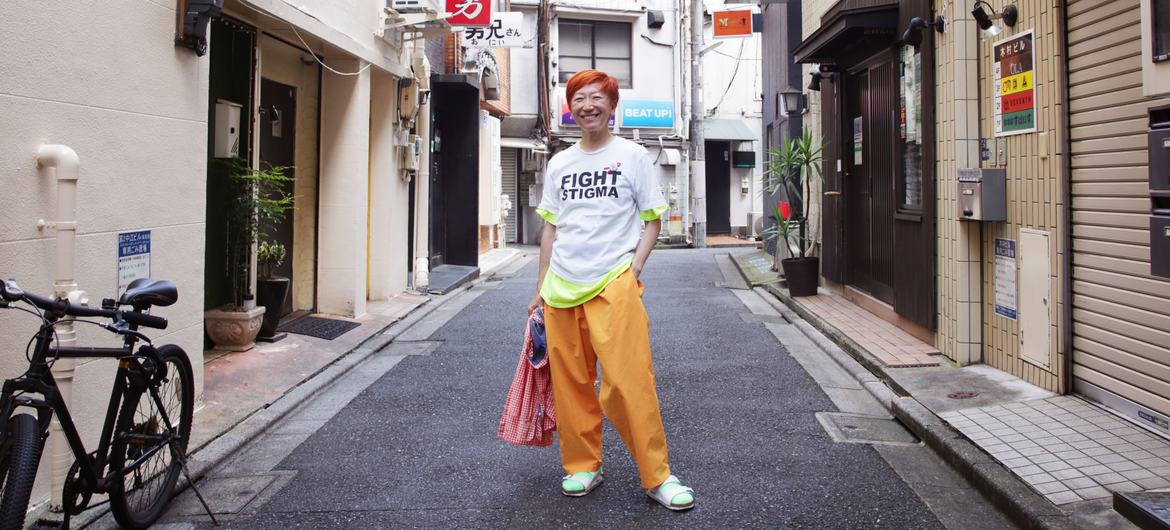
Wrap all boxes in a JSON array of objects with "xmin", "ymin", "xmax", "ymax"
[{"xmin": 118, "ymin": 278, "xmax": 178, "ymax": 308}]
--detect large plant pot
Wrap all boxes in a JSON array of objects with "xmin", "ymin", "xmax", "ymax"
[
  {"xmin": 204, "ymin": 306, "xmax": 266, "ymax": 352},
  {"xmin": 781, "ymin": 256, "xmax": 820, "ymax": 297},
  {"xmin": 256, "ymin": 277, "xmax": 290, "ymax": 342}
]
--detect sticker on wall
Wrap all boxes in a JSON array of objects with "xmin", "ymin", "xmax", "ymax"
[
  {"xmin": 994, "ymin": 238, "xmax": 1018, "ymax": 320},
  {"xmin": 993, "ymin": 30, "xmax": 1036, "ymax": 136},
  {"xmin": 117, "ymin": 230, "xmax": 151, "ymax": 299},
  {"xmin": 852, "ymin": 116, "xmax": 863, "ymax": 165}
]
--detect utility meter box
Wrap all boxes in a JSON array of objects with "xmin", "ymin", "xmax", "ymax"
[
  {"xmin": 214, "ymin": 99, "xmax": 242, "ymax": 159},
  {"xmin": 957, "ymin": 168, "xmax": 1006, "ymax": 221}
]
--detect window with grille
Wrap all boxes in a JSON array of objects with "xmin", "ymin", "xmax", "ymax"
[{"xmin": 558, "ymin": 19, "xmax": 632, "ymax": 88}]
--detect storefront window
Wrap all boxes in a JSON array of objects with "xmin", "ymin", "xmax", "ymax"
[{"xmin": 899, "ymin": 46, "xmax": 924, "ymax": 210}]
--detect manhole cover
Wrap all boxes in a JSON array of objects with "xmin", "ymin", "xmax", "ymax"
[
  {"xmin": 815, "ymin": 412, "xmax": 920, "ymax": 446},
  {"xmin": 948, "ymin": 391, "xmax": 979, "ymax": 399}
]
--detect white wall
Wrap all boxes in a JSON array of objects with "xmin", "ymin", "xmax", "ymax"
[
  {"xmin": 0, "ymin": 0, "xmax": 209, "ymax": 507},
  {"xmin": 703, "ymin": 1, "xmax": 763, "ymax": 233},
  {"xmin": 258, "ymin": 35, "xmax": 321, "ymax": 311}
]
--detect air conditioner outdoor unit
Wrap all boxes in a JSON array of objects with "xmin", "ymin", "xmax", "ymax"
[{"xmin": 390, "ymin": 0, "xmax": 440, "ymax": 13}]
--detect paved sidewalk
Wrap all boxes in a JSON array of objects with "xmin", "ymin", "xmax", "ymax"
[{"xmin": 730, "ymin": 250, "xmax": 1168, "ymax": 530}]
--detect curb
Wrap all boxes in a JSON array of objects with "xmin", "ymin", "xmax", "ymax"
[
  {"xmin": 751, "ymin": 280, "xmax": 1078, "ymax": 530},
  {"xmin": 72, "ymin": 252, "xmax": 533, "ymax": 528}
]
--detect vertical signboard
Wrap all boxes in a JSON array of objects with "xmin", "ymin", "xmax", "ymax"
[
  {"xmin": 993, "ymin": 30, "xmax": 1036, "ymax": 136},
  {"xmin": 446, "ymin": 0, "xmax": 491, "ymax": 26},
  {"xmin": 117, "ymin": 230, "xmax": 151, "ymax": 298},
  {"xmin": 995, "ymin": 238, "xmax": 1018, "ymax": 320}
]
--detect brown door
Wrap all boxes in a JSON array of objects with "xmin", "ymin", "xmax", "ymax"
[
  {"xmin": 844, "ymin": 57, "xmax": 897, "ymax": 304},
  {"xmin": 259, "ymin": 78, "xmax": 296, "ymax": 316}
]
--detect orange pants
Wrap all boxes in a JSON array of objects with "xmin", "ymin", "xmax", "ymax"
[{"xmin": 543, "ymin": 270, "xmax": 671, "ymax": 489}]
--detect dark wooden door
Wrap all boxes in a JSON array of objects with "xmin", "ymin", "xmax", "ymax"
[
  {"xmin": 845, "ymin": 58, "xmax": 897, "ymax": 304},
  {"xmin": 259, "ymin": 78, "xmax": 296, "ymax": 316},
  {"xmin": 429, "ymin": 127, "xmax": 445, "ymax": 268},
  {"xmin": 706, "ymin": 141, "xmax": 731, "ymax": 234}
]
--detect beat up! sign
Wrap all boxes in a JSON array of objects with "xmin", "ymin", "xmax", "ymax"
[{"xmin": 993, "ymin": 30, "xmax": 1036, "ymax": 136}]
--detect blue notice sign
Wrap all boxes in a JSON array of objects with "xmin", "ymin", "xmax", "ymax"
[
  {"xmin": 994, "ymin": 238, "xmax": 1017, "ymax": 320},
  {"xmin": 621, "ymin": 100, "xmax": 674, "ymax": 128},
  {"xmin": 118, "ymin": 230, "xmax": 151, "ymax": 297}
]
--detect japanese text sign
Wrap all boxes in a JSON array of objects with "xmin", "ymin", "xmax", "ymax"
[
  {"xmin": 713, "ymin": 10, "xmax": 752, "ymax": 39},
  {"xmin": 117, "ymin": 230, "xmax": 151, "ymax": 298},
  {"xmin": 993, "ymin": 30, "xmax": 1036, "ymax": 136},
  {"xmin": 446, "ymin": 0, "xmax": 491, "ymax": 26},
  {"xmin": 462, "ymin": 12, "xmax": 525, "ymax": 48}
]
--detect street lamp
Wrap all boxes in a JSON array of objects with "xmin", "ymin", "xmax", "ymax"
[{"xmin": 780, "ymin": 86, "xmax": 805, "ymax": 116}]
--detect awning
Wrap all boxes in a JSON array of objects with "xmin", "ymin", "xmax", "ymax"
[
  {"xmin": 793, "ymin": 5, "xmax": 899, "ymax": 64},
  {"xmin": 704, "ymin": 119, "xmax": 757, "ymax": 141},
  {"xmin": 501, "ymin": 137, "xmax": 547, "ymax": 151}
]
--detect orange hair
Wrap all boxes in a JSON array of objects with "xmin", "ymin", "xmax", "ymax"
[{"xmin": 565, "ymin": 69, "xmax": 620, "ymax": 109}]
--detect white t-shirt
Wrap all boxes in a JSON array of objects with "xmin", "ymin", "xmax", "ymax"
[{"xmin": 537, "ymin": 137, "xmax": 668, "ymax": 285}]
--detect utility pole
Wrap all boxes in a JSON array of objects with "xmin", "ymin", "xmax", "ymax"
[{"xmin": 689, "ymin": 0, "xmax": 706, "ymax": 248}]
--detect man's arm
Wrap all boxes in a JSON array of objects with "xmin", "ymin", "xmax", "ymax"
[
  {"xmin": 528, "ymin": 222, "xmax": 556, "ymax": 312},
  {"xmin": 631, "ymin": 219, "xmax": 661, "ymax": 279}
]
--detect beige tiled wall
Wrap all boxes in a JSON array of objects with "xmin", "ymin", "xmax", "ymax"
[{"xmin": 935, "ymin": 0, "xmax": 1065, "ymax": 392}]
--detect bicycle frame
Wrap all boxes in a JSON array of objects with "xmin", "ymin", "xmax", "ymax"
[{"xmin": 0, "ymin": 310, "xmax": 172, "ymax": 496}]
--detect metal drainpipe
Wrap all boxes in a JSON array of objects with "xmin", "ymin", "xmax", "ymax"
[
  {"xmin": 413, "ymin": 42, "xmax": 431, "ymax": 291},
  {"xmin": 36, "ymin": 144, "xmax": 83, "ymax": 509},
  {"xmin": 1057, "ymin": 0, "xmax": 1073, "ymax": 394}
]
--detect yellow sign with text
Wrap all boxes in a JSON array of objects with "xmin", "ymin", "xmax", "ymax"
[{"xmin": 1001, "ymin": 71, "xmax": 1033, "ymax": 96}]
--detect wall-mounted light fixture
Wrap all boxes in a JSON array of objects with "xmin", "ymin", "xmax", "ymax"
[
  {"xmin": 807, "ymin": 65, "xmax": 838, "ymax": 92},
  {"xmin": 175, "ymin": 0, "xmax": 224, "ymax": 56},
  {"xmin": 902, "ymin": 15, "xmax": 946, "ymax": 49},
  {"xmin": 971, "ymin": 1, "xmax": 1018, "ymax": 40},
  {"xmin": 780, "ymin": 86, "xmax": 806, "ymax": 115}
]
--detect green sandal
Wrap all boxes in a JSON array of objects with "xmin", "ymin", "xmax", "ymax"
[
  {"xmin": 561, "ymin": 469, "xmax": 603, "ymax": 497},
  {"xmin": 646, "ymin": 475, "xmax": 694, "ymax": 511}
]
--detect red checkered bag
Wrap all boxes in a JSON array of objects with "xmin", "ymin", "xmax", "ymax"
[{"xmin": 498, "ymin": 308, "xmax": 556, "ymax": 446}]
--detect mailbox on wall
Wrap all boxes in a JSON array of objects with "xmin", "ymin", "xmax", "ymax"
[
  {"xmin": 1148, "ymin": 106, "xmax": 1170, "ymax": 278},
  {"xmin": 957, "ymin": 168, "xmax": 1006, "ymax": 222}
]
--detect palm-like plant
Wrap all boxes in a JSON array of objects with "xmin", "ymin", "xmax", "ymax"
[{"xmin": 762, "ymin": 129, "xmax": 824, "ymax": 259}]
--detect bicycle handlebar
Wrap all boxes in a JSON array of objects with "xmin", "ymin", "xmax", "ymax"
[{"xmin": 1, "ymin": 279, "xmax": 168, "ymax": 330}]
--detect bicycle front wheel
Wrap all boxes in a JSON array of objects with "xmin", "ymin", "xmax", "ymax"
[
  {"xmin": 108, "ymin": 344, "xmax": 194, "ymax": 529},
  {"xmin": 0, "ymin": 414, "xmax": 44, "ymax": 530}
]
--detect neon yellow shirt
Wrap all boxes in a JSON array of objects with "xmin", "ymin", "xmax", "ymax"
[{"xmin": 537, "ymin": 205, "xmax": 668, "ymax": 308}]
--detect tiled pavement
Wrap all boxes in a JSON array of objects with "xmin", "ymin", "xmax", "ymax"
[
  {"xmin": 796, "ymin": 293, "xmax": 942, "ymax": 367},
  {"xmin": 940, "ymin": 396, "xmax": 1170, "ymax": 505}
]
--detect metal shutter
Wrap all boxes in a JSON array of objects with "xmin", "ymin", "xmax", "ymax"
[
  {"xmin": 502, "ymin": 147, "xmax": 519, "ymax": 242},
  {"xmin": 1068, "ymin": 0, "xmax": 1170, "ymax": 423}
]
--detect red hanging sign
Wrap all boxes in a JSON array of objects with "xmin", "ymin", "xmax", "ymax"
[{"xmin": 447, "ymin": 0, "xmax": 492, "ymax": 27}]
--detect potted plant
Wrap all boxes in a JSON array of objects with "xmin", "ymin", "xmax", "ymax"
[
  {"xmin": 256, "ymin": 240, "xmax": 289, "ymax": 342},
  {"xmin": 204, "ymin": 159, "xmax": 294, "ymax": 351},
  {"xmin": 763, "ymin": 128, "xmax": 824, "ymax": 297}
]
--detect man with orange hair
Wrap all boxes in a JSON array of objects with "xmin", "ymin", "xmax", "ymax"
[{"xmin": 527, "ymin": 69, "xmax": 694, "ymax": 511}]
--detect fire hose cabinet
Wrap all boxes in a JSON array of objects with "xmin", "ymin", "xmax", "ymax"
[
  {"xmin": 1148, "ymin": 105, "xmax": 1170, "ymax": 278},
  {"xmin": 957, "ymin": 168, "xmax": 1006, "ymax": 222}
]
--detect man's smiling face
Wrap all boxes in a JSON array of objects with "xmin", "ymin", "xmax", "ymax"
[{"xmin": 569, "ymin": 82, "xmax": 615, "ymax": 134}]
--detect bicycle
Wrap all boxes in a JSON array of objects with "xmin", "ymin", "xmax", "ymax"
[{"xmin": 0, "ymin": 277, "xmax": 203, "ymax": 529}]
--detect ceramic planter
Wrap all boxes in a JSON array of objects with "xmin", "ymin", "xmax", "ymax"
[{"xmin": 204, "ymin": 306, "xmax": 266, "ymax": 352}]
